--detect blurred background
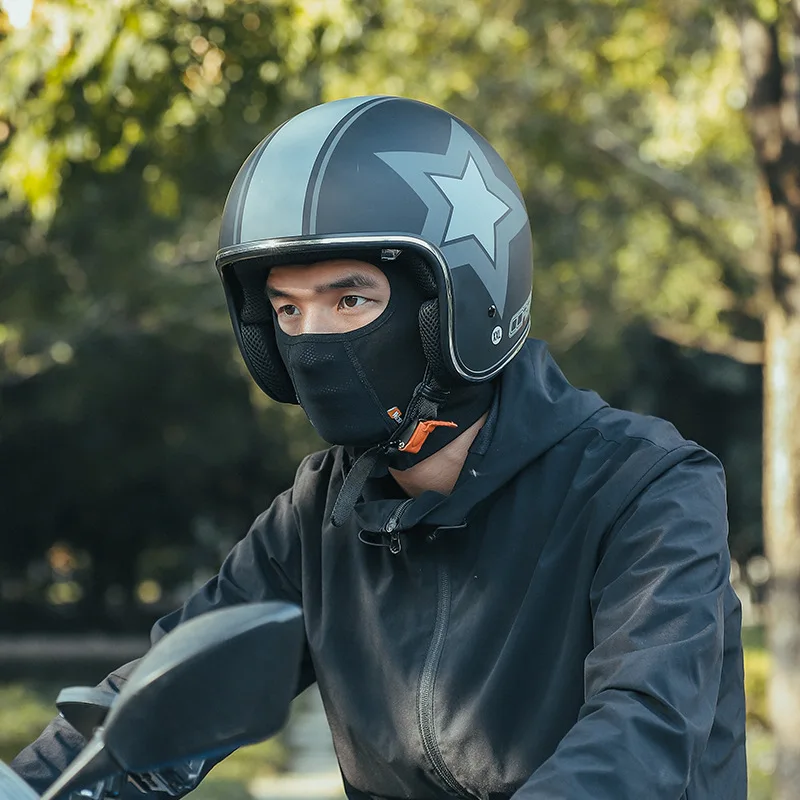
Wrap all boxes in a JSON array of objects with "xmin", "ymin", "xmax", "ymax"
[{"xmin": 0, "ymin": 0, "xmax": 788, "ymax": 798}]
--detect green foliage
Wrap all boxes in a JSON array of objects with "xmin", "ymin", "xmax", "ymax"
[
  {"xmin": 0, "ymin": 0, "xmax": 766, "ymax": 618},
  {"xmin": 742, "ymin": 624, "xmax": 767, "ymax": 651},
  {"xmin": 745, "ymin": 646, "xmax": 770, "ymax": 730},
  {"xmin": 0, "ymin": 330, "xmax": 324, "ymax": 626},
  {"xmin": 0, "ymin": 1, "xmax": 762, "ymax": 389},
  {"xmin": 200, "ymin": 737, "xmax": 287, "ymax": 783},
  {"xmin": 188, "ymin": 779, "xmax": 254, "ymax": 800},
  {"xmin": 0, "ymin": 683, "xmax": 56, "ymax": 762},
  {"xmin": 747, "ymin": 726, "xmax": 774, "ymax": 800},
  {"xmin": 741, "ymin": 625, "xmax": 774, "ymax": 798}
]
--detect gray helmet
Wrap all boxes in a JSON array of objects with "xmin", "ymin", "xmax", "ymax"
[{"xmin": 215, "ymin": 95, "xmax": 533, "ymax": 404}]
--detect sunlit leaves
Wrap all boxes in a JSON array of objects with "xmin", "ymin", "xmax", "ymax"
[{"xmin": 0, "ymin": 0, "xmax": 765, "ymax": 394}]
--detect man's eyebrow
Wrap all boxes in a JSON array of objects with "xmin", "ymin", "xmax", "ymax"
[
  {"xmin": 319, "ymin": 273, "xmax": 381, "ymax": 292},
  {"xmin": 266, "ymin": 272, "xmax": 381, "ymax": 299}
]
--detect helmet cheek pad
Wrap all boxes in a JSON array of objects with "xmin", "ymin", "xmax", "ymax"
[
  {"xmin": 223, "ymin": 265, "xmax": 297, "ymax": 404},
  {"xmin": 418, "ymin": 297, "xmax": 451, "ymax": 386}
]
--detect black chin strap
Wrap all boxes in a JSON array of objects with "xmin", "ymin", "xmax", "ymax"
[
  {"xmin": 330, "ymin": 444, "xmax": 385, "ymax": 528},
  {"xmin": 330, "ymin": 374, "xmax": 451, "ymax": 528}
]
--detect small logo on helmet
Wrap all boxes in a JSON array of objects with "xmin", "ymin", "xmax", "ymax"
[
  {"xmin": 491, "ymin": 326, "xmax": 503, "ymax": 346},
  {"xmin": 508, "ymin": 293, "xmax": 532, "ymax": 339}
]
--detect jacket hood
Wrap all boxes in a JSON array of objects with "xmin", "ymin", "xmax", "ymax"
[{"xmin": 353, "ymin": 338, "xmax": 608, "ymax": 533}]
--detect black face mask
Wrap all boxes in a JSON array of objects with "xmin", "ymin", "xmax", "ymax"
[{"xmin": 274, "ymin": 268, "xmax": 429, "ymax": 448}]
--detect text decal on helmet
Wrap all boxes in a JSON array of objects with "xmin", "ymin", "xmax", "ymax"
[{"xmin": 508, "ymin": 293, "xmax": 532, "ymax": 339}]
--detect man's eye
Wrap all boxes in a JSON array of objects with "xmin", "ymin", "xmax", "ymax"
[
  {"xmin": 340, "ymin": 295, "xmax": 368, "ymax": 309},
  {"xmin": 278, "ymin": 304, "xmax": 299, "ymax": 317}
]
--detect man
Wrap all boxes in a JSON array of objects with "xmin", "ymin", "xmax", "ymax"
[{"xmin": 13, "ymin": 96, "xmax": 746, "ymax": 799}]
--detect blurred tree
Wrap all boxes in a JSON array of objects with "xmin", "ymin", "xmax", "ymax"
[
  {"xmin": 0, "ymin": 0, "xmax": 336, "ymax": 383},
  {"xmin": 0, "ymin": 1, "xmax": 761, "ymax": 385},
  {"xmin": 0, "ymin": 0, "xmax": 766, "ymax": 652},
  {"xmin": 0, "ymin": 0, "xmax": 333, "ymax": 626},
  {"xmin": 735, "ymin": 2, "xmax": 800, "ymax": 794},
  {"xmin": 0, "ymin": 328, "xmax": 320, "ymax": 629}
]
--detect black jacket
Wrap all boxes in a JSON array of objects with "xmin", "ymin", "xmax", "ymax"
[{"xmin": 13, "ymin": 340, "xmax": 747, "ymax": 799}]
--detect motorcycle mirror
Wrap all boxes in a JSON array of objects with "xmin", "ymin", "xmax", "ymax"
[
  {"xmin": 56, "ymin": 688, "xmax": 116, "ymax": 739},
  {"xmin": 0, "ymin": 763, "xmax": 39, "ymax": 800},
  {"xmin": 42, "ymin": 601, "xmax": 304, "ymax": 800},
  {"xmin": 103, "ymin": 600, "xmax": 304, "ymax": 772}
]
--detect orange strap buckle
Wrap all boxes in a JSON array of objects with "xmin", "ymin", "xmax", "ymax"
[{"xmin": 398, "ymin": 419, "xmax": 457, "ymax": 454}]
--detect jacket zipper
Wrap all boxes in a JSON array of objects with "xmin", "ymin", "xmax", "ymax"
[
  {"xmin": 382, "ymin": 499, "xmax": 413, "ymax": 554},
  {"xmin": 418, "ymin": 562, "xmax": 473, "ymax": 798}
]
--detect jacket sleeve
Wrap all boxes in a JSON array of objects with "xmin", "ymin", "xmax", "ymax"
[
  {"xmin": 11, "ymin": 481, "xmax": 314, "ymax": 794},
  {"xmin": 513, "ymin": 445, "xmax": 732, "ymax": 799}
]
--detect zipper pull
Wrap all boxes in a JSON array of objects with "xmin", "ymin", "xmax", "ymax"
[
  {"xmin": 382, "ymin": 498, "xmax": 412, "ymax": 555},
  {"xmin": 385, "ymin": 518, "xmax": 402, "ymax": 554}
]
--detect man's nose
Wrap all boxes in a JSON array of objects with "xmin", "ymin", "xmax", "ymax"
[{"xmin": 297, "ymin": 307, "xmax": 333, "ymax": 336}]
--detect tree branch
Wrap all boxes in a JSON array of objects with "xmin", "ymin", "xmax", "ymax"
[
  {"xmin": 588, "ymin": 126, "xmax": 752, "ymax": 220},
  {"xmin": 649, "ymin": 318, "xmax": 764, "ymax": 364}
]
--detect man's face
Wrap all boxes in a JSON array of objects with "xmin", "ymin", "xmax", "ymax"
[{"xmin": 266, "ymin": 259, "xmax": 390, "ymax": 336}]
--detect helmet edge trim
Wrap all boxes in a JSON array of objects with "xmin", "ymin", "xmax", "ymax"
[{"xmin": 215, "ymin": 233, "xmax": 498, "ymax": 379}]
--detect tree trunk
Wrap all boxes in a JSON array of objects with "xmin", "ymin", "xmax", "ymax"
[
  {"xmin": 740, "ymin": 12, "xmax": 800, "ymax": 796},
  {"xmin": 763, "ymin": 305, "xmax": 800, "ymax": 793}
]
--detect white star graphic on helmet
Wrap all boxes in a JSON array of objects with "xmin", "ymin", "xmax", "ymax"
[
  {"xmin": 376, "ymin": 120, "xmax": 527, "ymax": 315},
  {"xmin": 430, "ymin": 156, "xmax": 510, "ymax": 261}
]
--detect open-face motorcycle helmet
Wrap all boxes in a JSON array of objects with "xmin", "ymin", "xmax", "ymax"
[{"xmin": 215, "ymin": 96, "xmax": 533, "ymax": 521}]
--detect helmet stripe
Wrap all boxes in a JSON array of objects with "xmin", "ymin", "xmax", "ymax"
[
  {"xmin": 239, "ymin": 96, "xmax": 381, "ymax": 242},
  {"xmin": 304, "ymin": 96, "xmax": 393, "ymax": 234},
  {"xmin": 231, "ymin": 122, "xmax": 285, "ymax": 245}
]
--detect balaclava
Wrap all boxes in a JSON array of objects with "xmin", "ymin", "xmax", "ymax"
[{"xmin": 273, "ymin": 260, "xmax": 494, "ymax": 465}]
